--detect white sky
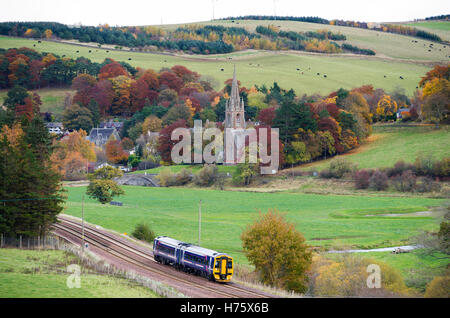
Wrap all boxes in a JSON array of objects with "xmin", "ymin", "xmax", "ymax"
[{"xmin": 1, "ymin": 0, "xmax": 449, "ymax": 26}]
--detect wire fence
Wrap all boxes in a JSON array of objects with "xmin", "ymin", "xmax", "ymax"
[{"xmin": 0, "ymin": 234, "xmax": 62, "ymax": 250}]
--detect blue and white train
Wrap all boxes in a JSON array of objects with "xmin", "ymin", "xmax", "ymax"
[{"xmin": 153, "ymin": 236, "xmax": 233, "ymax": 283}]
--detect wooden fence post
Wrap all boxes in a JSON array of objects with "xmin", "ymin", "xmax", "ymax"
[{"xmin": 19, "ymin": 235, "xmax": 22, "ymax": 249}]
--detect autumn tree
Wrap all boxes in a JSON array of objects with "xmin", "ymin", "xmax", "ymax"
[
  {"xmin": 105, "ymin": 139, "xmax": 128, "ymax": 164},
  {"xmin": 62, "ymin": 103, "xmax": 94, "ymax": 132},
  {"xmin": 86, "ymin": 166, "xmax": 124, "ymax": 204},
  {"xmin": 241, "ymin": 209, "xmax": 312, "ymax": 293},
  {"xmin": 421, "ymin": 77, "xmax": 450, "ymax": 127}
]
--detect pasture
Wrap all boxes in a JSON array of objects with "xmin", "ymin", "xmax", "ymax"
[
  {"xmin": 175, "ymin": 19, "xmax": 450, "ymax": 62},
  {"xmin": 295, "ymin": 124, "xmax": 450, "ymax": 172},
  {"xmin": 63, "ymin": 185, "xmax": 443, "ymax": 265},
  {"xmin": 0, "ymin": 34, "xmax": 433, "ymax": 96}
]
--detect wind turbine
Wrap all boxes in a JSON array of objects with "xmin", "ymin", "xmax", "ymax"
[
  {"xmin": 273, "ymin": 0, "xmax": 280, "ymax": 19},
  {"xmin": 212, "ymin": 0, "xmax": 219, "ymax": 21}
]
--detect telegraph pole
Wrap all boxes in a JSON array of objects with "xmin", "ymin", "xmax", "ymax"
[
  {"xmin": 198, "ymin": 200, "xmax": 202, "ymax": 246},
  {"xmin": 81, "ymin": 195, "xmax": 85, "ymax": 252}
]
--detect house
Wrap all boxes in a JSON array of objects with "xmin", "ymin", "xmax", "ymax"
[
  {"xmin": 45, "ymin": 122, "xmax": 64, "ymax": 135},
  {"xmin": 397, "ymin": 108, "xmax": 410, "ymax": 119},
  {"xmin": 88, "ymin": 127, "xmax": 121, "ymax": 147},
  {"xmin": 99, "ymin": 120, "xmax": 123, "ymax": 131}
]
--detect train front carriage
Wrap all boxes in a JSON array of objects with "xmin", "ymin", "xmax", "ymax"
[{"xmin": 213, "ymin": 254, "xmax": 233, "ymax": 283}]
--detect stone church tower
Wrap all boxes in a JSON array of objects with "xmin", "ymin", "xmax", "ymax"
[
  {"xmin": 223, "ymin": 66, "xmax": 246, "ymax": 164},
  {"xmin": 224, "ymin": 66, "xmax": 245, "ymax": 129}
]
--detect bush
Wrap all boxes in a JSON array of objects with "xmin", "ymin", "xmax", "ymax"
[
  {"xmin": 424, "ymin": 276, "xmax": 450, "ymax": 298},
  {"xmin": 415, "ymin": 177, "xmax": 442, "ymax": 193},
  {"xmin": 319, "ymin": 158, "xmax": 355, "ymax": 179},
  {"xmin": 391, "ymin": 170, "xmax": 416, "ymax": 192},
  {"xmin": 329, "ymin": 158, "xmax": 355, "ymax": 178},
  {"xmin": 175, "ymin": 168, "xmax": 193, "ymax": 185},
  {"xmin": 132, "ymin": 223, "xmax": 156, "ymax": 243},
  {"xmin": 369, "ymin": 169, "xmax": 389, "ymax": 191},
  {"xmin": 354, "ymin": 169, "xmax": 373, "ymax": 189},
  {"xmin": 386, "ymin": 160, "xmax": 415, "ymax": 177},
  {"xmin": 193, "ymin": 164, "xmax": 218, "ymax": 186},
  {"xmin": 156, "ymin": 168, "xmax": 176, "ymax": 187},
  {"xmin": 311, "ymin": 255, "xmax": 410, "ymax": 297}
]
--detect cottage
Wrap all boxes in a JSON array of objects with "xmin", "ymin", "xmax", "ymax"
[
  {"xmin": 88, "ymin": 127, "xmax": 121, "ymax": 147},
  {"xmin": 45, "ymin": 122, "xmax": 64, "ymax": 135}
]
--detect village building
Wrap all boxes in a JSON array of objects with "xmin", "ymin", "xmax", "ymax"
[{"xmin": 87, "ymin": 127, "xmax": 121, "ymax": 147}]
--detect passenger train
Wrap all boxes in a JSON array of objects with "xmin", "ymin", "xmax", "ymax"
[{"xmin": 153, "ymin": 236, "xmax": 233, "ymax": 283}]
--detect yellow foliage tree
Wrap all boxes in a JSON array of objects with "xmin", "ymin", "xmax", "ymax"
[{"xmin": 241, "ymin": 209, "xmax": 312, "ymax": 292}]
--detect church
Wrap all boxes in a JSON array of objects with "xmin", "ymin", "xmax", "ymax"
[
  {"xmin": 222, "ymin": 66, "xmax": 248, "ymax": 165},
  {"xmin": 224, "ymin": 66, "xmax": 246, "ymax": 130}
]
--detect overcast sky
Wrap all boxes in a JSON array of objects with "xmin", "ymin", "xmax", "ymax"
[{"xmin": 1, "ymin": 0, "xmax": 449, "ymax": 26}]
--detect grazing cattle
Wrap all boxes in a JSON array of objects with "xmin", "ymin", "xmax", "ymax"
[
  {"xmin": 221, "ymin": 68, "xmax": 224, "ymax": 71},
  {"xmin": 317, "ymin": 73, "xmax": 320, "ymax": 75},
  {"xmin": 106, "ymin": 50, "xmax": 109, "ymax": 53},
  {"xmin": 88, "ymin": 50, "xmax": 91, "ymax": 53},
  {"xmin": 76, "ymin": 50, "xmax": 79, "ymax": 53},
  {"xmin": 384, "ymin": 75, "xmax": 387, "ymax": 78},
  {"xmin": 323, "ymin": 74, "xmax": 327, "ymax": 78},
  {"xmin": 128, "ymin": 58, "xmax": 132, "ymax": 60},
  {"xmin": 296, "ymin": 68, "xmax": 299, "ymax": 71},
  {"xmin": 400, "ymin": 76, "xmax": 404, "ymax": 79}
]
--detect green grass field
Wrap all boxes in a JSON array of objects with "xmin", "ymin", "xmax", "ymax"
[
  {"xmin": 0, "ymin": 34, "xmax": 434, "ymax": 96},
  {"xmin": 131, "ymin": 164, "xmax": 237, "ymax": 175},
  {"xmin": 296, "ymin": 124, "xmax": 450, "ymax": 172},
  {"xmin": 0, "ymin": 248, "xmax": 158, "ymax": 298},
  {"xmin": 404, "ymin": 20, "xmax": 450, "ymax": 42},
  {"xmin": 0, "ymin": 87, "xmax": 74, "ymax": 120},
  {"xmin": 190, "ymin": 19, "xmax": 450, "ymax": 62},
  {"xmin": 63, "ymin": 185, "xmax": 444, "ymax": 265}
]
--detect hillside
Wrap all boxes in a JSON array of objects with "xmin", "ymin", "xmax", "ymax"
[{"xmin": 0, "ymin": 35, "xmax": 435, "ymax": 97}]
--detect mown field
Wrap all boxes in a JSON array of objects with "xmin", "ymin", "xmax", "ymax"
[
  {"xmin": 190, "ymin": 19, "xmax": 450, "ymax": 62},
  {"xmin": 404, "ymin": 20, "xmax": 450, "ymax": 42},
  {"xmin": 0, "ymin": 87, "xmax": 74, "ymax": 120},
  {"xmin": 0, "ymin": 33, "xmax": 433, "ymax": 96},
  {"xmin": 295, "ymin": 124, "xmax": 450, "ymax": 172},
  {"xmin": 63, "ymin": 185, "xmax": 444, "ymax": 264},
  {"xmin": 0, "ymin": 248, "xmax": 158, "ymax": 298}
]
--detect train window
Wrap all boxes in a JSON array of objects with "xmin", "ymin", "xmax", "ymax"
[
  {"xmin": 215, "ymin": 261, "xmax": 220, "ymax": 269},
  {"xmin": 227, "ymin": 261, "xmax": 233, "ymax": 269}
]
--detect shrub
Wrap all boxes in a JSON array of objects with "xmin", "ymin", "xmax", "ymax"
[
  {"xmin": 193, "ymin": 164, "xmax": 218, "ymax": 186},
  {"xmin": 327, "ymin": 158, "xmax": 355, "ymax": 179},
  {"xmin": 175, "ymin": 168, "xmax": 193, "ymax": 185},
  {"xmin": 414, "ymin": 153, "xmax": 435, "ymax": 176},
  {"xmin": 320, "ymin": 158, "xmax": 355, "ymax": 179},
  {"xmin": 415, "ymin": 177, "xmax": 442, "ymax": 193},
  {"xmin": 391, "ymin": 170, "xmax": 416, "ymax": 192},
  {"xmin": 354, "ymin": 169, "xmax": 373, "ymax": 189},
  {"xmin": 311, "ymin": 255, "xmax": 410, "ymax": 297},
  {"xmin": 156, "ymin": 168, "xmax": 176, "ymax": 187},
  {"xmin": 424, "ymin": 276, "xmax": 450, "ymax": 298},
  {"xmin": 369, "ymin": 169, "xmax": 389, "ymax": 191},
  {"xmin": 132, "ymin": 223, "xmax": 156, "ymax": 243},
  {"xmin": 386, "ymin": 160, "xmax": 415, "ymax": 177}
]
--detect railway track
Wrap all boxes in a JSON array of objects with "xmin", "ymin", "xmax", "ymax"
[{"xmin": 53, "ymin": 215, "xmax": 272, "ymax": 298}]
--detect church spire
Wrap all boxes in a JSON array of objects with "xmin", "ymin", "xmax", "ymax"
[{"xmin": 231, "ymin": 64, "xmax": 240, "ymax": 105}]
